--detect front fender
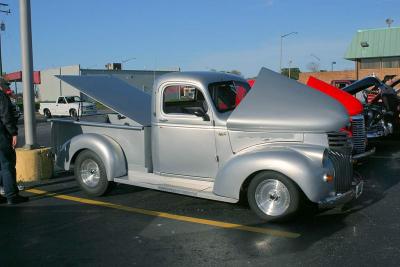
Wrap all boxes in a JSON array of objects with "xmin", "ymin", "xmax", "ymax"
[
  {"xmin": 56, "ymin": 133, "xmax": 127, "ymax": 180},
  {"xmin": 213, "ymin": 145, "xmax": 333, "ymax": 203}
]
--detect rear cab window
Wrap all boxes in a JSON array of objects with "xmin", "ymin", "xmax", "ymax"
[{"xmin": 208, "ymin": 81, "xmax": 251, "ymax": 113}]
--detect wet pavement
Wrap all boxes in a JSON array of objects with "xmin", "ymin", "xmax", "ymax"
[{"xmin": 1, "ymin": 122, "xmax": 400, "ymax": 266}]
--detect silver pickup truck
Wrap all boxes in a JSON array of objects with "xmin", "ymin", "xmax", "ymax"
[{"xmin": 51, "ymin": 68, "xmax": 363, "ymax": 221}]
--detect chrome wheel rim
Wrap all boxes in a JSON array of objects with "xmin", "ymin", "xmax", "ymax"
[
  {"xmin": 80, "ymin": 159, "xmax": 100, "ymax": 188},
  {"xmin": 255, "ymin": 179, "xmax": 290, "ymax": 216}
]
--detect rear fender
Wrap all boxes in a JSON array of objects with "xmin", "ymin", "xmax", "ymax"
[{"xmin": 56, "ymin": 133, "xmax": 127, "ymax": 180}]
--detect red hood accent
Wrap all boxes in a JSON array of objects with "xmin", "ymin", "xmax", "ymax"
[
  {"xmin": 306, "ymin": 76, "xmax": 363, "ymax": 116},
  {"xmin": 247, "ymin": 79, "xmax": 255, "ymax": 87}
]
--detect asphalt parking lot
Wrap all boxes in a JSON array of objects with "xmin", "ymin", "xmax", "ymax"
[{"xmin": 1, "ymin": 119, "xmax": 400, "ymax": 266}]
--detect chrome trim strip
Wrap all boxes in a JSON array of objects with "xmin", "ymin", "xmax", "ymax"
[{"xmin": 50, "ymin": 119, "xmax": 144, "ymax": 130}]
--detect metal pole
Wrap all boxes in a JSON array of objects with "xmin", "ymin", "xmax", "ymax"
[
  {"xmin": 280, "ymin": 32, "xmax": 297, "ymax": 74},
  {"xmin": 279, "ymin": 36, "xmax": 282, "ymax": 74},
  {"xmin": 0, "ymin": 32, "xmax": 2, "ymax": 75},
  {"xmin": 19, "ymin": 0, "xmax": 37, "ymax": 149},
  {"xmin": 331, "ymin": 61, "xmax": 336, "ymax": 72}
]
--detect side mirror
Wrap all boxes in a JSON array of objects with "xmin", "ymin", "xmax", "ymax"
[{"xmin": 193, "ymin": 110, "xmax": 210, "ymax": 121}]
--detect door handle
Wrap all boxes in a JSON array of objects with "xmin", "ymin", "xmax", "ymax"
[{"xmin": 159, "ymin": 119, "xmax": 168, "ymax": 122}]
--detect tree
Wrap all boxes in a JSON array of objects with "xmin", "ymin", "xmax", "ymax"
[
  {"xmin": 227, "ymin": 70, "xmax": 242, "ymax": 76},
  {"xmin": 306, "ymin": 61, "xmax": 320, "ymax": 72},
  {"xmin": 209, "ymin": 69, "xmax": 243, "ymax": 77},
  {"xmin": 281, "ymin": 68, "xmax": 300, "ymax": 80}
]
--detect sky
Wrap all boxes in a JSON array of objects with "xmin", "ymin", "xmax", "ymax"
[{"xmin": 1, "ymin": 0, "xmax": 399, "ymax": 78}]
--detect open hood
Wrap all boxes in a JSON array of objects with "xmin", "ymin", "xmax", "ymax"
[
  {"xmin": 306, "ymin": 76, "xmax": 363, "ymax": 116},
  {"xmin": 227, "ymin": 68, "xmax": 349, "ymax": 132},
  {"xmin": 57, "ymin": 75, "xmax": 151, "ymax": 126},
  {"xmin": 342, "ymin": 76, "xmax": 383, "ymax": 95}
]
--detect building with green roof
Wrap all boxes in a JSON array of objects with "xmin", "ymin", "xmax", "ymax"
[{"xmin": 345, "ymin": 27, "xmax": 400, "ymax": 79}]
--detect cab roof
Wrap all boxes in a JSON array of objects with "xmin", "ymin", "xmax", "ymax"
[{"xmin": 154, "ymin": 71, "xmax": 248, "ymax": 90}]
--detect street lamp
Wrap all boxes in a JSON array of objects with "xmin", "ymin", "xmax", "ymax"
[
  {"xmin": 280, "ymin": 31, "xmax": 297, "ymax": 73},
  {"xmin": 310, "ymin": 54, "xmax": 321, "ymax": 62},
  {"xmin": 121, "ymin": 57, "xmax": 136, "ymax": 69},
  {"xmin": 0, "ymin": 21, "xmax": 5, "ymax": 76},
  {"xmin": 331, "ymin": 61, "xmax": 336, "ymax": 71},
  {"xmin": 288, "ymin": 60, "xmax": 292, "ymax": 79}
]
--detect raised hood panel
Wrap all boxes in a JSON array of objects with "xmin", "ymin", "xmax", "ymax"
[
  {"xmin": 58, "ymin": 75, "xmax": 151, "ymax": 126},
  {"xmin": 227, "ymin": 68, "xmax": 349, "ymax": 132},
  {"xmin": 306, "ymin": 76, "xmax": 363, "ymax": 116}
]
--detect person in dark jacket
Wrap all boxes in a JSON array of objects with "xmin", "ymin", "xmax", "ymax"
[{"xmin": 0, "ymin": 77, "xmax": 28, "ymax": 204}]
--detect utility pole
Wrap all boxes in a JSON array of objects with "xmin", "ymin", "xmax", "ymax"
[
  {"xmin": 19, "ymin": 0, "xmax": 37, "ymax": 149},
  {"xmin": 0, "ymin": 22, "xmax": 4, "ymax": 76},
  {"xmin": 279, "ymin": 31, "xmax": 297, "ymax": 73},
  {"xmin": 0, "ymin": 3, "xmax": 10, "ymax": 76}
]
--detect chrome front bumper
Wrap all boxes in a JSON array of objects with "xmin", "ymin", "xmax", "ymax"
[
  {"xmin": 352, "ymin": 147, "xmax": 376, "ymax": 160},
  {"xmin": 318, "ymin": 179, "xmax": 364, "ymax": 209}
]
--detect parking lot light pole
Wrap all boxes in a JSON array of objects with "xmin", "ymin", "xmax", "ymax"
[
  {"xmin": 331, "ymin": 61, "xmax": 336, "ymax": 71},
  {"xmin": 279, "ymin": 31, "xmax": 297, "ymax": 74},
  {"xmin": 19, "ymin": 0, "xmax": 37, "ymax": 149}
]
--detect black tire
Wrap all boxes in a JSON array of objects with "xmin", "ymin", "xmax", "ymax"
[
  {"xmin": 70, "ymin": 109, "xmax": 78, "ymax": 118},
  {"xmin": 44, "ymin": 109, "xmax": 52, "ymax": 118},
  {"xmin": 74, "ymin": 150, "xmax": 113, "ymax": 196},
  {"xmin": 247, "ymin": 171, "xmax": 301, "ymax": 222}
]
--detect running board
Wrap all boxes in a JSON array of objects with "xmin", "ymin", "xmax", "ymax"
[{"xmin": 114, "ymin": 171, "xmax": 238, "ymax": 203}]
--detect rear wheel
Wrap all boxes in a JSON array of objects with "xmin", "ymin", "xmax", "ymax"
[
  {"xmin": 247, "ymin": 171, "xmax": 301, "ymax": 222},
  {"xmin": 74, "ymin": 150, "xmax": 113, "ymax": 196},
  {"xmin": 44, "ymin": 109, "xmax": 52, "ymax": 118}
]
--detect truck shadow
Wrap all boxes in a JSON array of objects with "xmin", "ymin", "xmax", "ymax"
[{"xmin": 235, "ymin": 144, "xmax": 400, "ymax": 256}]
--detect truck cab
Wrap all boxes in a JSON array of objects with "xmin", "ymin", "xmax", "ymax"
[
  {"xmin": 152, "ymin": 75, "xmax": 250, "ymax": 178},
  {"xmin": 51, "ymin": 68, "xmax": 363, "ymax": 222}
]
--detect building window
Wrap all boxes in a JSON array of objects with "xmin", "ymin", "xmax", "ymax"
[
  {"xmin": 360, "ymin": 58, "xmax": 381, "ymax": 69},
  {"xmin": 382, "ymin": 57, "xmax": 400, "ymax": 68}
]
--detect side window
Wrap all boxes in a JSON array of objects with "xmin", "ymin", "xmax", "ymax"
[
  {"xmin": 58, "ymin": 97, "xmax": 66, "ymax": 104},
  {"xmin": 163, "ymin": 85, "xmax": 208, "ymax": 115}
]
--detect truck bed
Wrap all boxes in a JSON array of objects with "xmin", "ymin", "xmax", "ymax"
[{"xmin": 51, "ymin": 119, "xmax": 152, "ymax": 173}]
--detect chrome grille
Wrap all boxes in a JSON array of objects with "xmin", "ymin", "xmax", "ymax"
[
  {"xmin": 328, "ymin": 132, "xmax": 350, "ymax": 150},
  {"xmin": 351, "ymin": 115, "xmax": 366, "ymax": 154},
  {"xmin": 329, "ymin": 150, "xmax": 353, "ymax": 193}
]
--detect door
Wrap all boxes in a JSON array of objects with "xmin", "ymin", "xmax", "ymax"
[
  {"xmin": 56, "ymin": 97, "xmax": 68, "ymax": 116},
  {"xmin": 156, "ymin": 84, "xmax": 218, "ymax": 179}
]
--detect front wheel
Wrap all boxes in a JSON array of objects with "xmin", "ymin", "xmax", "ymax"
[
  {"xmin": 70, "ymin": 109, "xmax": 78, "ymax": 118},
  {"xmin": 247, "ymin": 171, "xmax": 301, "ymax": 222},
  {"xmin": 74, "ymin": 150, "xmax": 113, "ymax": 196}
]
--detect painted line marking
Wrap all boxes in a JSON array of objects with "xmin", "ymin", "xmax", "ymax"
[{"xmin": 26, "ymin": 188, "xmax": 300, "ymax": 238}]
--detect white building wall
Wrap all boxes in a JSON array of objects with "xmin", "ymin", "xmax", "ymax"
[{"xmin": 37, "ymin": 65, "xmax": 81, "ymax": 102}]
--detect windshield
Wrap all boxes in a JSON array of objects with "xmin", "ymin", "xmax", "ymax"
[
  {"xmin": 208, "ymin": 81, "xmax": 251, "ymax": 113},
  {"xmin": 65, "ymin": 96, "xmax": 81, "ymax": 103}
]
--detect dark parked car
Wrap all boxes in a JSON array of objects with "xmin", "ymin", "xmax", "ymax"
[{"xmin": 343, "ymin": 76, "xmax": 400, "ymax": 138}]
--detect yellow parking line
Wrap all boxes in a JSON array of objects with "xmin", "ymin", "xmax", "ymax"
[{"xmin": 26, "ymin": 188, "xmax": 301, "ymax": 238}]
